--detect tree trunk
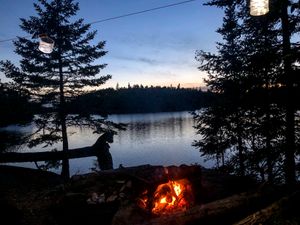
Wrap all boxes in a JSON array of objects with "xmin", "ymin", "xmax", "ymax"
[
  {"xmin": 60, "ymin": 112, "xmax": 70, "ymax": 180},
  {"xmin": 57, "ymin": 23, "xmax": 70, "ymax": 179},
  {"xmin": 221, "ymin": 150, "xmax": 225, "ymax": 167},
  {"xmin": 281, "ymin": 0, "xmax": 296, "ymax": 186},
  {"xmin": 237, "ymin": 127, "xmax": 245, "ymax": 176},
  {"xmin": 265, "ymin": 85, "xmax": 273, "ymax": 183}
]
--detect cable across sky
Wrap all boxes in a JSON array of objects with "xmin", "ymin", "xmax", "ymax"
[{"xmin": 0, "ymin": 0, "xmax": 198, "ymax": 43}]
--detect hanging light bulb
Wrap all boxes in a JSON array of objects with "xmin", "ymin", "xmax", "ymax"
[
  {"xmin": 250, "ymin": 0, "xmax": 269, "ymax": 16},
  {"xmin": 38, "ymin": 34, "xmax": 54, "ymax": 53}
]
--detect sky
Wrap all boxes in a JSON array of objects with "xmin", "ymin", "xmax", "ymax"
[{"xmin": 0, "ymin": 0, "xmax": 223, "ymax": 89}]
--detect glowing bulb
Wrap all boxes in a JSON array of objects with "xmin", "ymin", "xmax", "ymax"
[{"xmin": 250, "ymin": 0, "xmax": 269, "ymax": 16}]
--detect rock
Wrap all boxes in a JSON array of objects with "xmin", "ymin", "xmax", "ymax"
[
  {"xmin": 107, "ymin": 194, "xmax": 118, "ymax": 202},
  {"xmin": 98, "ymin": 193, "xmax": 106, "ymax": 203}
]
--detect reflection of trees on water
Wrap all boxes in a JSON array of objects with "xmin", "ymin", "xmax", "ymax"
[{"xmin": 117, "ymin": 113, "xmax": 195, "ymax": 144}]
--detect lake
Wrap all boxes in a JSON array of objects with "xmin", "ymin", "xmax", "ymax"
[{"xmin": 5, "ymin": 111, "xmax": 213, "ymax": 175}]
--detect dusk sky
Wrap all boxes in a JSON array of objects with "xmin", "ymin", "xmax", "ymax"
[{"xmin": 0, "ymin": 0, "xmax": 223, "ymax": 89}]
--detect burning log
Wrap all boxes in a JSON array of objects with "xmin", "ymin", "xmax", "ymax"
[{"xmin": 138, "ymin": 178, "xmax": 194, "ymax": 215}]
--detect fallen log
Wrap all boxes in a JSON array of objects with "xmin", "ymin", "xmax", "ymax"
[
  {"xmin": 71, "ymin": 164, "xmax": 256, "ymax": 206},
  {"xmin": 94, "ymin": 164, "xmax": 202, "ymax": 185},
  {"xmin": 233, "ymin": 191, "xmax": 300, "ymax": 225},
  {"xmin": 0, "ymin": 132, "xmax": 111, "ymax": 163},
  {"xmin": 112, "ymin": 188, "xmax": 281, "ymax": 225},
  {"xmin": 70, "ymin": 164, "xmax": 203, "ymax": 202},
  {"xmin": 0, "ymin": 146, "xmax": 94, "ymax": 163}
]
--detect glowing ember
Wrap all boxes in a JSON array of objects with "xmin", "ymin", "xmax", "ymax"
[{"xmin": 139, "ymin": 178, "xmax": 194, "ymax": 215}]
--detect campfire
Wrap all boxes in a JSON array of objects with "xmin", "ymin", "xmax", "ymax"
[
  {"xmin": 138, "ymin": 168, "xmax": 195, "ymax": 215},
  {"xmin": 151, "ymin": 178, "xmax": 193, "ymax": 214}
]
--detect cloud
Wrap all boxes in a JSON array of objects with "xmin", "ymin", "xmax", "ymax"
[
  {"xmin": 112, "ymin": 55, "xmax": 161, "ymax": 65},
  {"xmin": 111, "ymin": 52, "xmax": 196, "ymax": 68},
  {"xmin": 137, "ymin": 57, "xmax": 158, "ymax": 65}
]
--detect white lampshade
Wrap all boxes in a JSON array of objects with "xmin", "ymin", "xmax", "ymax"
[
  {"xmin": 38, "ymin": 35, "xmax": 54, "ymax": 54},
  {"xmin": 250, "ymin": 0, "xmax": 269, "ymax": 16}
]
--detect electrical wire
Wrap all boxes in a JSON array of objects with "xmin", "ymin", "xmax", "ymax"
[
  {"xmin": 89, "ymin": 0, "xmax": 197, "ymax": 24},
  {"xmin": 0, "ymin": 0, "xmax": 198, "ymax": 43}
]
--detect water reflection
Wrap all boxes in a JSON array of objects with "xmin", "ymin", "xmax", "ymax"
[
  {"xmin": 6, "ymin": 111, "xmax": 213, "ymax": 175},
  {"xmin": 110, "ymin": 112, "xmax": 194, "ymax": 145},
  {"xmin": 106, "ymin": 112, "xmax": 212, "ymax": 171}
]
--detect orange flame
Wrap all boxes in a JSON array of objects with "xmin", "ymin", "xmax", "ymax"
[{"xmin": 151, "ymin": 179, "xmax": 193, "ymax": 214}]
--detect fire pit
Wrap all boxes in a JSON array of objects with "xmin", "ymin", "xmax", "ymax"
[
  {"xmin": 109, "ymin": 165, "xmax": 201, "ymax": 225},
  {"xmin": 55, "ymin": 164, "xmax": 265, "ymax": 225}
]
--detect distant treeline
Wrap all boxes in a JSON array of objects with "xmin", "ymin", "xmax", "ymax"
[
  {"xmin": 68, "ymin": 86, "xmax": 214, "ymax": 115},
  {"xmin": 0, "ymin": 84, "xmax": 214, "ymax": 126}
]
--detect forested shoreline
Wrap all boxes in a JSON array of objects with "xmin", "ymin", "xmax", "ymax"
[
  {"xmin": 68, "ymin": 86, "xmax": 214, "ymax": 115},
  {"xmin": 0, "ymin": 83, "xmax": 213, "ymax": 122}
]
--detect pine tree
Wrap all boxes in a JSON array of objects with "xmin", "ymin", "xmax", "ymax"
[
  {"xmin": 0, "ymin": 0, "xmax": 118, "ymax": 179},
  {"xmin": 195, "ymin": 0, "xmax": 248, "ymax": 176},
  {"xmin": 194, "ymin": 0, "xmax": 300, "ymax": 183},
  {"xmin": 279, "ymin": 0, "xmax": 299, "ymax": 186}
]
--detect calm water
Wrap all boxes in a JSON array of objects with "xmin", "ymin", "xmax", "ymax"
[{"xmin": 6, "ymin": 111, "xmax": 212, "ymax": 175}]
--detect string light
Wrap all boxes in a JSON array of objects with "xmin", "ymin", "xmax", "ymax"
[
  {"xmin": 250, "ymin": 0, "xmax": 269, "ymax": 16},
  {"xmin": 0, "ymin": 0, "xmax": 198, "ymax": 44},
  {"xmin": 38, "ymin": 34, "xmax": 54, "ymax": 54}
]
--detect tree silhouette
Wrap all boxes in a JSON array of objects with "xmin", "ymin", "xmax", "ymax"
[
  {"xmin": 195, "ymin": 1, "xmax": 248, "ymax": 176},
  {"xmin": 0, "ymin": 0, "xmax": 119, "ymax": 179},
  {"xmin": 279, "ymin": 0, "xmax": 298, "ymax": 186},
  {"xmin": 0, "ymin": 81, "xmax": 33, "ymax": 127},
  {"xmin": 194, "ymin": 0, "xmax": 300, "ymax": 184}
]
